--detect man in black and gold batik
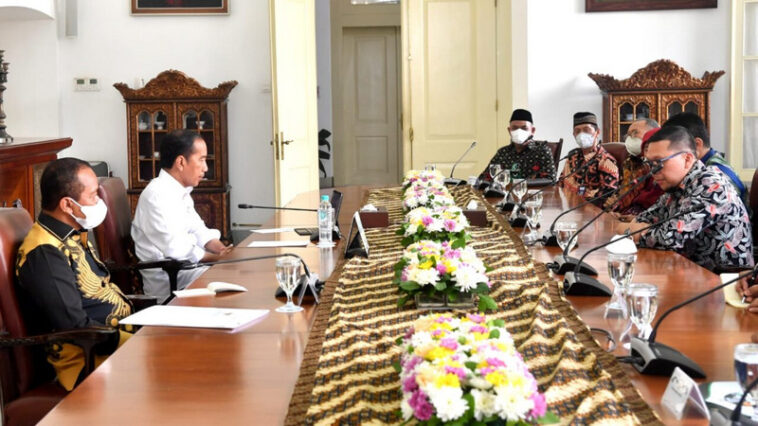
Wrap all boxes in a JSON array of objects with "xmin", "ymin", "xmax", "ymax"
[
  {"xmin": 15, "ymin": 158, "xmax": 133, "ymax": 391},
  {"xmin": 478, "ymin": 109, "xmax": 556, "ymax": 181},
  {"xmin": 617, "ymin": 126, "xmax": 753, "ymax": 272}
]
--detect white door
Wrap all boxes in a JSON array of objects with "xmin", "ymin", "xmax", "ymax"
[
  {"xmin": 405, "ymin": 0, "xmax": 497, "ymax": 179},
  {"xmin": 269, "ymin": 0, "xmax": 319, "ymax": 206},
  {"xmin": 338, "ymin": 26, "xmax": 401, "ymax": 186}
]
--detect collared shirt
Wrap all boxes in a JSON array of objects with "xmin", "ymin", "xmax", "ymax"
[
  {"xmin": 132, "ymin": 169, "xmax": 219, "ymax": 301},
  {"xmin": 701, "ymin": 148, "xmax": 747, "ymax": 200},
  {"xmin": 559, "ymin": 144, "xmax": 619, "ymax": 203},
  {"xmin": 637, "ymin": 161, "xmax": 754, "ymax": 272},
  {"xmin": 478, "ymin": 141, "xmax": 556, "ymax": 181},
  {"xmin": 15, "ymin": 212, "xmax": 132, "ymax": 389},
  {"xmin": 603, "ymin": 155, "xmax": 663, "ymax": 215}
]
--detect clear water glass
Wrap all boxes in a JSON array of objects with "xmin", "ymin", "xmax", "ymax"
[
  {"xmin": 512, "ymin": 179, "xmax": 527, "ymax": 203},
  {"xmin": 489, "ymin": 163, "xmax": 502, "ymax": 181},
  {"xmin": 275, "ymin": 257, "xmax": 304, "ymax": 313},
  {"xmin": 494, "ymin": 169, "xmax": 510, "ymax": 192},
  {"xmin": 555, "ymin": 221, "xmax": 578, "ymax": 253},
  {"xmin": 603, "ymin": 303, "xmax": 631, "ymax": 352},
  {"xmin": 627, "ymin": 283, "xmax": 658, "ymax": 340},
  {"xmin": 424, "ymin": 163, "xmax": 437, "ymax": 172},
  {"xmin": 606, "ymin": 253, "xmax": 636, "ymax": 312},
  {"xmin": 521, "ymin": 199, "xmax": 542, "ymax": 246},
  {"xmin": 732, "ymin": 343, "xmax": 758, "ymax": 415}
]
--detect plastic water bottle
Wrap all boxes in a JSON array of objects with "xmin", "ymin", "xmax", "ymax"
[{"xmin": 318, "ymin": 195, "xmax": 334, "ymax": 247}]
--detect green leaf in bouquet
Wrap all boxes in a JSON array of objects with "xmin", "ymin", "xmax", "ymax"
[
  {"xmin": 392, "ymin": 360, "xmax": 402, "ymax": 373},
  {"xmin": 478, "ymin": 294, "xmax": 498, "ymax": 312},
  {"xmin": 491, "ymin": 318, "xmax": 505, "ymax": 328},
  {"xmin": 451, "ymin": 238, "xmax": 467, "ymax": 249},
  {"xmin": 395, "ymin": 336, "xmax": 404, "ymax": 345},
  {"xmin": 464, "ymin": 361, "xmax": 478, "ymax": 371},
  {"xmin": 489, "ymin": 328, "xmax": 500, "ymax": 339},
  {"xmin": 399, "ymin": 281, "xmax": 421, "ymax": 291},
  {"xmin": 397, "ymin": 295, "xmax": 409, "ymax": 307},
  {"xmin": 538, "ymin": 411, "xmax": 560, "ymax": 424},
  {"xmin": 476, "ymin": 282, "xmax": 490, "ymax": 294},
  {"xmin": 434, "ymin": 281, "xmax": 447, "ymax": 291}
]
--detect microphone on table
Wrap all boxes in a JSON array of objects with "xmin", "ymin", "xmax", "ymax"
[
  {"xmin": 238, "ymin": 204, "xmax": 317, "ymax": 212},
  {"xmin": 730, "ymin": 372, "xmax": 758, "ymax": 424},
  {"xmin": 186, "ymin": 253, "xmax": 322, "ymax": 306},
  {"xmin": 562, "ymin": 207, "xmax": 692, "ymax": 296},
  {"xmin": 547, "ymin": 163, "xmax": 662, "ymax": 276},
  {"xmin": 627, "ymin": 265, "xmax": 758, "ymax": 379},
  {"xmin": 444, "ymin": 141, "xmax": 477, "ymax": 186}
]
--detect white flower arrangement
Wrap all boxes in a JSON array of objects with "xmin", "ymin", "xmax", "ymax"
[
  {"xmin": 395, "ymin": 313, "xmax": 556, "ymax": 425},
  {"xmin": 403, "ymin": 169, "xmax": 446, "ymax": 189},
  {"xmin": 399, "ymin": 206, "xmax": 470, "ymax": 247},
  {"xmin": 403, "ymin": 184, "xmax": 455, "ymax": 211}
]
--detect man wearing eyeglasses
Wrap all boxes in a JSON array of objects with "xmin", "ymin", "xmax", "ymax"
[{"xmin": 617, "ymin": 125, "xmax": 753, "ymax": 272}]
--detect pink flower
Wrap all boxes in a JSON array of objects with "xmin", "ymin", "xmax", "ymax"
[
  {"xmin": 436, "ymin": 263, "xmax": 447, "ymax": 275},
  {"xmin": 486, "ymin": 357, "xmax": 505, "ymax": 367},
  {"xmin": 440, "ymin": 338, "xmax": 458, "ymax": 351},
  {"xmin": 530, "ymin": 392, "xmax": 547, "ymax": 418},
  {"xmin": 409, "ymin": 390, "xmax": 433, "ymax": 420},
  {"xmin": 444, "ymin": 366, "xmax": 467, "ymax": 380},
  {"xmin": 422, "ymin": 216, "xmax": 434, "ymax": 226},
  {"xmin": 470, "ymin": 325, "xmax": 488, "ymax": 334},
  {"xmin": 404, "ymin": 327, "xmax": 415, "ymax": 340},
  {"xmin": 403, "ymin": 375, "xmax": 418, "ymax": 392},
  {"xmin": 467, "ymin": 313, "xmax": 485, "ymax": 323},
  {"xmin": 443, "ymin": 219, "xmax": 457, "ymax": 232},
  {"xmin": 404, "ymin": 355, "xmax": 423, "ymax": 372}
]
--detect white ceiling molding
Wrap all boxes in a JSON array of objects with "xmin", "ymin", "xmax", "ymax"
[{"xmin": 0, "ymin": 0, "xmax": 55, "ymax": 21}]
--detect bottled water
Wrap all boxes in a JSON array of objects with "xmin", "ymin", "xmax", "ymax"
[{"xmin": 318, "ymin": 195, "xmax": 334, "ymax": 247}]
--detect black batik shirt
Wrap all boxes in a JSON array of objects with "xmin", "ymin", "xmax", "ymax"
[
  {"xmin": 637, "ymin": 161, "xmax": 754, "ymax": 272},
  {"xmin": 478, "ymin": 141, "xmax": 556, "ymax": 181}
]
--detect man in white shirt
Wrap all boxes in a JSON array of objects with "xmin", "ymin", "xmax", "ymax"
[{"xmin": 132, "ymin": 130, "xmax": 232, "ymax": 301}]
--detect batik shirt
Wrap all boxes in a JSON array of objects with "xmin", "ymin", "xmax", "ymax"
[
  {"xmin": 637, "ymin": 161, "xmax": 754, "ymax": 272},
  {"xmin": 701, "ymin": 148, "xmax": 747, "ymax": 200},
  {"xmin": 478, "ymin": 141, "xmax": 556, "ymax": 181},
  {"xmin": 603, "ymin": 155, "xmax": 663, "ymax": 215},
  {"xmin": 559, "ymin": 144, "xmax": 619, "ymax": 203}
]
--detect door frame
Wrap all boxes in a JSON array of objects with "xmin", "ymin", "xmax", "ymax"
[{"xmin": 330, "ymin": 0, "xmax": 401, "ymax": 186}]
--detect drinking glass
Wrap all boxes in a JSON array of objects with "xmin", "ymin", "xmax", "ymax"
[
  {"xmin": 606, "ymin": 253, "xmax": 636, "ymax": 312},
  {"xmin": 424, "ymin": 163, "xmax": 437, "ymax": 172},
  {"xmin": 275, "ymin": 257, "xmax": 304, "ymax": 313},
  {"xmin": 555, "ymin": 221, "xmax": 578, "ymax": 254},
  {"xmin": 510, "ymin": 179, "xmax": 528, "ymax": 220},
  {"xmin": 489, "ymin": 163, "xmax": 502, "ymax": 181},
  {"xmin": 603, "ymin": 303, "xmax": 631, "ymax": 352},
  {"xmin": 494, "ymin": 169, "xmax": 510, "ymax": 192},
  {"xmin": 521, "ymin": 199, "xmax": 542, "ymax": 246},
  {"xmin": 627, "ymin": 283, "xmax": 658, "ymax": 340},
  {"xmin": 731, "ymin": 343, "xmax": 758, "ymax": 413}
]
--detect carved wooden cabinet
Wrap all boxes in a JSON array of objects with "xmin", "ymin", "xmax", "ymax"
[
  {"xmin": 589, "ymin": 60, "xmax": 724, "ymax": 142},
  {"xmin": 115, "ymin": 70, "xmax": 237, "ymax": 240}
]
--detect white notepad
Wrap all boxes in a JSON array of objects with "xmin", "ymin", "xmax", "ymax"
[
  {"xmin": 173, "ymin": 281, "xmax": 247, "ymax": 298},
  {"xmin": 250, "ymin": 227, "xmax": 294, "ymax": 234},
  {"xmin": 120, "ymin": 306, "xmax": 269, "ymax": 332},
  {"xmin": 247, "ymin": 240, "xmax": 308, "ymax": 248}
]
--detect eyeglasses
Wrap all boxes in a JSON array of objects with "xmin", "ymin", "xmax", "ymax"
[{"xmin": 643, "ymin": 151, "xmax": 687, "ymax": 171}]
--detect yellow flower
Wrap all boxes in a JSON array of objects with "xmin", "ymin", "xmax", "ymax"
[
  {"xmin": 485, "ymin": 371, "xmax": 507, "ymax": 387},
  {"xmin": 434, "ymin": 373, "xmax": 461, "ymax": 388},
  {"xmin": 443, "ymin": 259, "xmax": 457, "ymax": 273},
  {"xmin": 425, "ymin": 346, "xmax": 454, "ymax": 361},
  {"xmin": 419, "ymin": 259, "xmax": 433, "ymax": 269}
]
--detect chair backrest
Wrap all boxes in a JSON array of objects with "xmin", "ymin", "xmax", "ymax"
[
  {"xmin": 0, "ymin": 207, "xmax": 35, "ymax": 400},
  {"xmin": 94, "ymin": 177, "xmax": 141, "ymax": 294},
  {"xmin": 602, "ymin": 142, "xmax": 628, "ymax": 167},
  {"xmin": 544, "ymin": 139, "xmax": 563, "ymax": 171}
]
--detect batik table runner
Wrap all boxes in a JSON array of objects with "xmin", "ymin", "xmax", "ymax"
[{"xmin": 285, "ymin": 186, "xmax": 661, "ymax": 425}]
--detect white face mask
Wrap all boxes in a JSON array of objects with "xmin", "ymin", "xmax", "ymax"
[
  {"xmin": 68, "ymin": 198, "xmax": 108, "ymax": 229},
  {"xmin": 625, "ymin": 135, "xmax": 643, "ymax": 156},
  {"xmin": 510, "ymin": 128, "xmax": 531, "ymax": 145},
  {"xmin": 575, "ymin": 132, "xmax": 596, "ymax": 149}
]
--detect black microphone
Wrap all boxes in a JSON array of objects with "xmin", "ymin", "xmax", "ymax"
[
  {"xmin": 628, "ymin": 266, "xmax": 757, "ymax": 379},
  {"xmin": 542, "ymin": 186, "xmax": 619, "ymax": 247},
  {"xmin": 188, "ymin": 253, "xmax": 322, "ymax": 306},
  {"xmin": 238, "ymin": 204, "xmax": 317, "ymax": 212},
  {"xmin": 562, "ymin": 207, "xmax": 692, "ymax": 296},
  {"xmin": 731, "ymin": 374, "xmax": 758, "ymax": 423},
  {"xmin": 444, "ymin": 141, "xmax": 477, "ymax": 186},
  {"xmin": 548, "ymin": 164, "xmax": 661, "ymax": 276}
]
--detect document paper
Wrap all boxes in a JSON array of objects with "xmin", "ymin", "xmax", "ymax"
[{"xmin": 120, "ymin": 306, "xmax": 269, "ymax": 332}]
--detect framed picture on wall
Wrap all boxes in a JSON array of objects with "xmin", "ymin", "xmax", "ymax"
[
  {"xmin": 586, "ymin": 0, "xmax": 717, "ymax": 12},
  {"xmin": 131, "ymin": 0, "xmax": 229, "ymax": 15}
]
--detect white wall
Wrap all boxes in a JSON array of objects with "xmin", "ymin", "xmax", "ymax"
[
  {"xmin": 527, "ymin": 0, "xmax": 731, "ymax": 160},
  {"xmin": 315, "ymin": 0, "xmax": 333, "ymax": 180},
  {"xmin": 0, "ymin": 0, "xmax": 274, "ymax": 226}
]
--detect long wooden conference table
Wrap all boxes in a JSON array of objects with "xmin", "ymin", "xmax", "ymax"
[{"xmin": 39, "ymin": 184, "xmax": 758, "ymax": 425}]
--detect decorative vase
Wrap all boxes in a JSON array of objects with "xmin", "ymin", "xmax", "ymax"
[{"xmin": 414, "ymin": 292, "xmax": 476, "ymax": 310}]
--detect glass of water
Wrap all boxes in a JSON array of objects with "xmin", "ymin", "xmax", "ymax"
[
  {"xmin": 606, "ymin": 253, "xmax": 636, "ymax": 312},
  {"xmin": 494, "ymin": 169, "xmax": 510, "ymax": 192},
  {"xmin": 522, "ymin": 199, "xmax": 543, "ymax": 246},
  {"xmin": 489, "ymin": 163, "xmax": 502, "ymax": 181},
  {"xmin": 555, "ymin": 221, "xmax": 578, "ymax": 254},
  {"xmin": 424, "ymin": 163, "xmax": 437, "ymax": 172},
  {"xmin": 627, "ymin": 283, "xmax": 658, "ymax": 340},
  {"xmin": 733, "ymin": 343, "xmax": 758, "ymax": 413},
  {"xmin": 275, "ymin": 257, "xmax": 304, "ymax": 313}
]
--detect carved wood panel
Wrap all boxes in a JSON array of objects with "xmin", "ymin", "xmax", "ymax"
[{"xmin": 610, "ymin": 94, "xmax": 658, "ymax": 141}]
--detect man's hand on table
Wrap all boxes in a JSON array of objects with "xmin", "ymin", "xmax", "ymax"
[{"xmin": 614, "ymin": 219, "xmax": 648, "ymax": 243}]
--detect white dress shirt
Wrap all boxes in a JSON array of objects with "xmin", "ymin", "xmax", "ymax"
[{"xmin": 132, "ymin": 169, "xmax": 220, "ymax": 302}]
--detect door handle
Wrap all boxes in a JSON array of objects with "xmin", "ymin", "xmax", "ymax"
[{"xmin": 279, "ymin": 132, "xmax": 293, "ymax": 160}]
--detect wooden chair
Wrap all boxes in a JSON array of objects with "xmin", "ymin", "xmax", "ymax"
[
  {"xmin": 0, "ymin": 207, "xmax": 116, "ymax": 426},
  {"xmin": 544, "ymin": 138, "xmax": 563, "ymax": 171},
  {"xmin": 94, "ymin": 177, "xmax": 142, "ymax": 295},
  {"xmin": 602, "ymin": 142, "xmax": 628, "ymax": 167}
]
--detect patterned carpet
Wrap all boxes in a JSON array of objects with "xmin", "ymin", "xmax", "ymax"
[{"xmin": 285, "ymin": 186, "xmax": 661, "ymax": 425}]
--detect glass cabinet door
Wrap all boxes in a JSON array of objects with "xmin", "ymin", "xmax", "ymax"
[{"xmin": 132, "ymin": 104, "xmax": 174, "ymax": 187}]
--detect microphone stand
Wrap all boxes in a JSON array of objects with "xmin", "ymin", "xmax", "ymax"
[
  {"xmin": 238, "ymin": 204, "xmax": 317, "ymax": 212},
  {"xmin": 547, "ymin": 164, "xmax": 660, "ymax": 275},
  {"xmin": 731, "ymin": 374, "xmax": 758, "ymax": 423},
  {"xmin": 542, "ymin": 186, "xmax": 618, "ymax": 247},
  {"xmin": 188, "ymin": 253, "xmax": 322, "ymax": 306},
  {"xmin": 629, "ymin": 267, "xmax": 757, "ymax": 379},
  {"xmin": 444, "ymin": 141, "xmax": 477, "ymax": 186},
  {"xmin": 562, "ymin": 208, "xmax": 691, "ymax": 296}
]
